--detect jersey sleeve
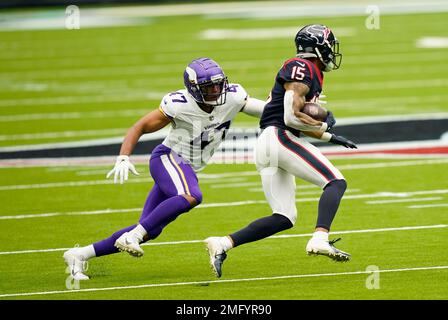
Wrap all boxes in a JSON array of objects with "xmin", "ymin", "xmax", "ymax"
[
  {"xmin": 227, "ymin": 83, "xmax": 248, "ymax": 110},
  {"xmin": 159, "ymin": 93, "xmax": 175, "ymax": 119},
  {"xmin": 277, "ymin": 59, "xmax": 313, "ymax": 88},
  {"xmin": 159, "ymin": 91, "xmax": 190, "ymax": 119}
]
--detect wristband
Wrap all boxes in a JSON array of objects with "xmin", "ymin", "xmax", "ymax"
[{"xmin": 320, "ymin": 122, "xmax": 328, "ymax": 132}]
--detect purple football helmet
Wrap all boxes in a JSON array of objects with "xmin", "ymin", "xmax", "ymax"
[{"xmin": 184, "ymin": 58, "xmax": 228, "ymax": 106}]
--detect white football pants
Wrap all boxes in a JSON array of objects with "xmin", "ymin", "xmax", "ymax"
[{"xmin": 254, "ymin": 126, "xmax": 345, "ymax": 224}]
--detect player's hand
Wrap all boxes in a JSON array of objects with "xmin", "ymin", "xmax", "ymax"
[
  {"xmin": 325, "ymin": 111, "xmax": 336, "ymax": 131},
  {"xmin": 329, "ymin": 134, "xmax": 357, "ymax": 149},
  {"xmin": 106, "ymin": 155, "xmax": 139, "ymax": 184}
]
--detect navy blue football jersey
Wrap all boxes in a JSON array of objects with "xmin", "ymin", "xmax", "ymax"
[{"xmin": 259, "ymin": 57, "xmax": 324, "ymax": 137}]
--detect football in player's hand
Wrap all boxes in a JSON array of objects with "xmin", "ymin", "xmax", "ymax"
[{"xmin": 301, "ymin": 102, "xmax": 328, "ymax": 121}]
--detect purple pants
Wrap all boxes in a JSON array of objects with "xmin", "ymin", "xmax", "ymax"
[{"xmin": 93, "ymin": 144, "xmax": 202, "ymax": 257}]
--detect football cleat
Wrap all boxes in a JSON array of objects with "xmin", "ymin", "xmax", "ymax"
[
  {"xmin": 63, "ymin": 248, "xmax": 90, "ymax": 281},
  {"xmin": 114, "ymin": 232, "xmax": 144, "ymax": 257},
  {"xmin": 306, "ymin": 237, "xmax": 351, "ymax": 262},
  {"xmin": 204, "ymin": 237, "xmax": 227, "ymax": 278}
]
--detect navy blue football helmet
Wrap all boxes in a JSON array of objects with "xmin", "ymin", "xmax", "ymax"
[
  {"xmin": 184, "ymin": 58, "xmax": 228, "ymax": 106},
  {"xmin": 295, "ymin": 24, "xmax": 342, "ymax": 72}
]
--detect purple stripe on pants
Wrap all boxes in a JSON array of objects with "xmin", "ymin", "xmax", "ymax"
[{"xmin": 92, "ymin": 144, "xmax": 202, "ymax": 257}]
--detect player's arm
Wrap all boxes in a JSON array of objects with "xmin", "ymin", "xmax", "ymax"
[
  {"xmin": 302, "ymin": 130, "xmax": 357, "ymax": 149},
  {"xmin": 240, "ymin": 97, "xmax": 266, "ymax": 118},
  {"xmin": 119, "ymin": 108, "xmax": 171, "ymax": 155},
  {"xmin": 283, "ymin": 82, "xmax": 329, "ymax": 132},
  {"xmin": 107, "ymin": 108, "xmax": 171, "ymax": 184}
]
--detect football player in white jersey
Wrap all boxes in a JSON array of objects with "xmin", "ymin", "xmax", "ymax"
[{"xmin": 63, "ymin": 57, "xmax": 266, "ymax": 280}]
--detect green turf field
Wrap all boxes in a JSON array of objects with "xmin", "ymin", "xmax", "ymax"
[
  {"xmin": 0, "ymin": 10, "xmax": 447, "ymax": 147},
  {"xmin": 0, "ymin": 4, "xmax": 447, "ymax": 300},
  {"xmin": 0, "ymin": 158, "xmax": 447, "ymax": 299}
]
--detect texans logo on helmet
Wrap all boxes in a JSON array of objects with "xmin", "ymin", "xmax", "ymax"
[
  {"xmin": 323, "ymin": 27, "xmax": 331, "ymax": 42},
  {"xmin": 305, "ymin": 25, "xmax": 327, "ymax": 45}
]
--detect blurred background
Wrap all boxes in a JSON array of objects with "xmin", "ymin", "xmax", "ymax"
[{"xmin": 0, "ymin": 0, "xmax": 447, "ymax": 161}]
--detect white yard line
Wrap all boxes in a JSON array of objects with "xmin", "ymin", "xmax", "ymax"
[
  {"xmin": 0, "ymin": 208, "xmax": 142, "ymax": 220},
  {"xmin": 408, "ymin": 203, "xmax": 448, "ymax": 209},
  {"xmin": 200, "ymin": 27, "xmax": 356, "ymax": 40},
  {"xmin": 0, "ymin": 92, "xmax": 165, "ymax": 108},
  {"xmin": 416, "ymin": 37, "xmax": 448, "ymax": 48},
  {"xmin": 366, "ymin": 197, "xmax": 443, "ymax": 204},
  {"xmin": 0, "ymin": 176, "xmax": 249, "ymax": 191},
  {"xmin": 0, "ymin": 224, "xmax": 445, "ymax": 256},
  {"xmin": 0, "ymin": 158, "xmax": 447, "ymax": 190},
  {"xmin": 1, "ymin": 189, "xmax": 446, "ymax": 220},
  {"xmin": 1, "ymin": 77, "xmax": 447, "ymax": 109},
  {"xmin": 210, "ymin": 182, "xmax": 261, "ymax": 189},
  {"xmin": 0, "ymin": 128, "xmax": 128, "ymax": 141},
  {"xmin": 0, "ymin": 265, "xmax": 446, "ymax": 298},
  {"xmin": 192, "ymin": 159, "xmax": 448, "ymax": 180},
  {"xmin": 0, "ymin": 109, "xmax": 146, "ymax": 122},
  {"xmin": 0, "ymin": 178, "xmax": 152, "ymax": 191}
]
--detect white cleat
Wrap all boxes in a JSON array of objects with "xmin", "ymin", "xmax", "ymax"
[
  {"xmin": 204, "ymin": 237, "xmax": 227, "ymax": 278},
  {"xmin": 63, "ymin": 248, "xmax": 90, "ymax": 281},
  {"xmin": 114, "ymin": 232, "xmax": 144, "ymax": 257},
  {"xmin": 306, "ymin": 237, "xmax": 351, "ymax": 262}
]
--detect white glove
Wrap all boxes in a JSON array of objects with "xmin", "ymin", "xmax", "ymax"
[{"xmin": 106, "ymin": 155, "xmax": 139, "ymax": 184}]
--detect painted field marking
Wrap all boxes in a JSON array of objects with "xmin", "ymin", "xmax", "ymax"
[
  {"xmin": 1, "ymin": 76, "xmax": 446, "ymax": 110},
  {"xmin": 366, "ymin": 197, "xmax": 443, "ymax": 204},
  {"xmin": 416, "ymin": 37, "xmax": 448, "ymax": 48},
  {"xmin": 0, "ymin": 224, "xmax": 446, "ymax": 256},
  {"xmin": 2, "ymin": 158, "xmax": 446, "ymax": 190},
  {"xmin": 0, "ymin": 208, "xmax": 142, "ymax": 220},
  {"xmin": 1, "ymin": 189, "xmax": 447, "ymax": 220},
  {"xmin": 0, "ymin": 128, "xmax": 128, "ymax": 141},
  {"xmin": 199, "ymin": 27, "xmax": 356, "ymax": 40},
  {"xmin": 210, "ymin": 181, "xmax": 261, "ymax": 189},
  {"xmin": 0, "ymin": 178, "xmax": 152, "ymax": 191},
  {"xmin": 0, "ymin": 109, "xmax": 146, "ymax": 122},
  {"xmin": 0, "ymin": 176, "xmax": 249, "ymax": 191},
  {"xmin": 408, "ymin": 203, "xmax": 448, "ymax": 209},
  {"xmin": 0, "ymin": 265, "xmax": 446, "ymax": 298}
]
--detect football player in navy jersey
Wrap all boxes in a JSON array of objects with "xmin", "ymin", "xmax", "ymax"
[{"xmin": 205, "ymin": 24, "xmax": 357, "ymax": 277}]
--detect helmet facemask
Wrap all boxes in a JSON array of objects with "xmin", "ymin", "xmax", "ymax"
[
  {"xmin": 196, "ymin": 75, "xmax": 228, "ymax": 106},
  {"xmin": 184, "ymin": 59, "xmax": 229, "ymax": 107},
  {"xmin": 315, "ymin": 39, "xmax": 342, "ymax": 72}
]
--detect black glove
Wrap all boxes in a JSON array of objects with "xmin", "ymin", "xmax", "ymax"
[
  {"xmin": 329, "ymin": 134, "xmax": 358, "ymax": 149},
  {"xmin": 325, "ymin": 111, "xmax": 336, "ymax": 131}
]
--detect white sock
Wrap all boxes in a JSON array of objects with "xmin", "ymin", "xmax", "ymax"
[
  {"xmin": 312, "ymin": 231, "xmax": 329, "ymax": 241},
  {"xmin": 220, "ymin": 236, "xmax": 234, "ymax": 251},
  {"xmin": 131, "ymin": 224, "xmax": 148, "ymax": 242},
  {"xmin": 76, "ymin": 244, "xmax": 96, "ymax": 260}
]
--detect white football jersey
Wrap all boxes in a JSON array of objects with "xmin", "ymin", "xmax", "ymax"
[{"xmin": 159, "ymin": 83, "xmax": 248, "ymax": 171}]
